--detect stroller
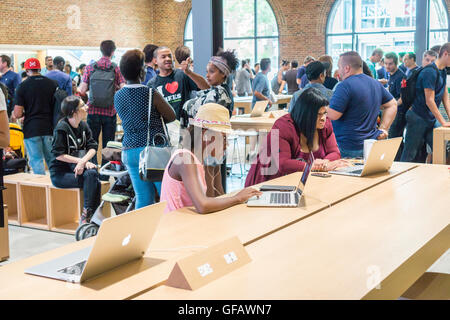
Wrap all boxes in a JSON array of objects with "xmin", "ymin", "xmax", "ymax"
[
  {"xmin": 3, "ymin": 123, "xmax": 28, "ymax": 175},
  {"xmin": 75, "ymin": 142, "xmax": 136, "ymax": 241}
]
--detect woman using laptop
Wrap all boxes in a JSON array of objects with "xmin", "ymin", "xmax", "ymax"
[
  {"xmin": 49, "ymin": 96, "xmax": 101, "ymax": 225},
  {"xmin": 245, "ymin": 87, "xmax": 349, "ymax": 187},
  {"xmin": 160, "ymin": 103, "xmax": 261, "ymax": 214}
]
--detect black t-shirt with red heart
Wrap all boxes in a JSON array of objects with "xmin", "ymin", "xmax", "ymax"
[{"xmin": 148, "ymin": 69, "xmax": 199, "ymax": 120}]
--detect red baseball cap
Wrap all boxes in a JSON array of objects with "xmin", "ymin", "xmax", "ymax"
[{"xmin": 24, "ymin": 58, "xmax": 41, "ymax": 70}]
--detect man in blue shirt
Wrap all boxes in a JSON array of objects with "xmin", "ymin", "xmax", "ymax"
[
  {"xmin": 296, "ymin": 56, "xmax": 314, "ymax": 89},
  {"xmin": 377, "ymin": 58, "xmax": 389, "ymax": 87},
  {"xmin": 398, "ymin": 52, "xmax": 407, "ymax": 74},
  {"xmin": 401, "ymin": 43, "xmax": 450, "ymax": 163},
  {"xmin": 366, "ymin": 48, "xmax": 383, "ymax": 80},
  {"xmin": 45, "ymin": 56, "xmax": 72, "ymax": 96},
  {"xmin": 143, "ymin": 44, "xmax": 159, "ymax": 85},
  {"xmin": 0, "ymin": 55, "xmax": 22, "ymax": 116},
  {"xmin": 252, "ymin": 58, "xmax": 273, "ymax": 109},
  {"xmin": 41, "ymin": 56, "xmax": 54, "ymax": 76},
  {"xmin": 327, "ymin": 51, "xmax": 397, "ymax": 159},
  {"xmin": 403, "ymin": 52, "xmax": 419, "ymax": 77},
  {"xmin": 384, "ymin": 52, "xmax": 406, "ymax": 160},
  {"xmin": 289, "ymin": 61, "xmax": 333, "ymax": 112}
]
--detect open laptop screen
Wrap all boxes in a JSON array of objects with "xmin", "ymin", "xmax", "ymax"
[{"xmin": 298, "ymin": 153, "xmax": 314, "ymax": 194}]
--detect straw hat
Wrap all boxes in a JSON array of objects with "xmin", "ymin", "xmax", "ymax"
[{"xmin": 190, "ymin": 103, "xmax": 233, "ymax": 134}]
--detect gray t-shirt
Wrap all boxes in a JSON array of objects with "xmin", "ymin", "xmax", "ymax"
[{"xmin": 235, "ymin": 69, "xmax": 252, "ymax": 96}]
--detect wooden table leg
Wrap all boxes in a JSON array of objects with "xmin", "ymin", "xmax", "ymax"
[{"xmin": 433, "ymin": 129, "xmax": 445, "ymax": 165}]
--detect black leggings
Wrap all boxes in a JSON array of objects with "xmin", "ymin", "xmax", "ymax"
[{"xmin": 51, "ymin": 169, "xmax": 101, "ymax": 211}]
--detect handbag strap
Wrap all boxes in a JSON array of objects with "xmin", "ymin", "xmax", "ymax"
[
  {"xmin": 147, "ymin": 88, "xmax": 171, "ymax": 147},
  {"xmin": 146, "ymin": 88, "xmax": 153, "ymax": 147}
]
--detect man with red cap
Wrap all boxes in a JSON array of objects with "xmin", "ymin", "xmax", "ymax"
[{"xmin": 13, "ymin": 58, "xmax": 57, "ymax": 175}]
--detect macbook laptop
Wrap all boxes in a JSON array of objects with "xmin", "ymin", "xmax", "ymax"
[
  {"xmin": 247, "ymin": 153, "xmax": 314, "ymax": 207},
  {"xmin": 329, "ymin": 137, "xmax": 402, "ymax": 177},
  {"xmin": 236, "ymin": 101, "xmax": 269, "ymax": 118},
  {"xmin": 25, "ymin": 202, "xmax": 166, "ymax": 283}
]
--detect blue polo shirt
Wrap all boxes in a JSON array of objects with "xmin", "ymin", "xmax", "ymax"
[
  {"xmin": 388, "ymin": 68, "xmax": 406, "ymax": 112},
  {"xmin": 330, "ymin": 73, "xmax": 393, "ymax": 151},
  {"xmin": 411, "ymin": 63, "xmax": 447, "ymax": 124},
  {"xmin": 296, "ymin": 66, "xmax": 306, "ymax": 89},
  {"xmin": 252, "ymin": 72, "xmax": 270, "ymax": 108},
  {"xmin": 45, "ymin": 70, "xmax": 72, "ymax": 96},
  {"xmin": 0, "ymin": 70, "xmax": 21, "ymax": 109}
]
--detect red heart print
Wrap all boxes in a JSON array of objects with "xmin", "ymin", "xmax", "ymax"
[{"xmin": 165, "ymin": 81, "xmax": 179, "ymax": 94}]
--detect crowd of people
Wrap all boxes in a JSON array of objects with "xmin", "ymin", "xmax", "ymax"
[{"xmin": 0, "ymin": 39, "xmax": 448, "ymax": 224}]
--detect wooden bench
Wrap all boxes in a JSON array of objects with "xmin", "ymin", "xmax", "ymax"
[{"xmin": 3, "ymin": 173, "xmax": 110, "ymax": 234}]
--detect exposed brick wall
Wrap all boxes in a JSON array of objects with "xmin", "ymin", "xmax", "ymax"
[
  {"xmin": 1, "ymin": 0, "xmax": 449, "ymax": 60},
  {"xmin": 152, "ymin": 0, "xmax": 450, "ymax": 65},
  {"xmin": 152, "ymin": 0, "xmax": 192, "ymax": 53},
  {"xmin": 0, "ymin": 0, "xmax": 154, "ymax": 49}
]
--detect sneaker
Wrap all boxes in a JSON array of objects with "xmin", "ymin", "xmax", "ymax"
[{"xmin": 79, "ymin": 208, "xmax": 95, "ymax": 226}]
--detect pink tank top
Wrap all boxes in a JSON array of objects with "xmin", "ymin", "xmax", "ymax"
[{"xmin": 160, "ymin": 149, "xmax": 207, "ymax": 213}]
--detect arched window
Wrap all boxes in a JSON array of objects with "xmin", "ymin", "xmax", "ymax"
[
  {"xmin": 184, "ymin": 0, "xmax": 279, "ymax": 69},
  {"xmin": 326, "ymin": 0, "xmax": 449, "ymax": 67}
]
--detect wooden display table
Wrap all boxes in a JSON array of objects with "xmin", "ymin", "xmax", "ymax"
[
  {"xmin": 433, "ymin": 127, "xmax": 450, "ymax": 165},
  {"xmin": 0, "ymin": 163, "xmax": 415, "ymax": 299},
  {"xmin": 234, "ymin": 95, "xmax": 292, "ymax": 115},
  {"xmin": 231, "ymin": 111, "xmax": 287, "ymax": 132},
  {"xmin": 3, "ymin": 173, "xmax": 110, "ymax": 234},
  {"xmin": 136, "ymin": 165, "xmax": 450, "ymax": 300}
]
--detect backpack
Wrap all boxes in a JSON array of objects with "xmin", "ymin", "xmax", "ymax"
[
  {"xmin": 53, "ymin": 87, "xmax": 68, "ymax": 127},
  {"xmin": 400, "ymin": 64, "xmax": 441, "ymax": 110},
  {"xmin": 88, "ymin": 62, "xmax": 116, "ymax": 108}
]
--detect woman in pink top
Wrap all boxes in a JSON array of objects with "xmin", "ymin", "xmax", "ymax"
[
  {"xmin": 245, "ymin": 87, "xmax": 349, "ymax": 187},
  {"xmin": 161, "ymin": 103, "xmax": 261, "ymax": 213}
]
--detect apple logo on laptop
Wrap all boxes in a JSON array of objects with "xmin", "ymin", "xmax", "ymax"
[
  {"xmin": 380, "ymin": 154, "xmax": 385, "ymax": 161},
  {"xmin": 122, "ymin": 234, "xmax": 131, "ymax": 247}
]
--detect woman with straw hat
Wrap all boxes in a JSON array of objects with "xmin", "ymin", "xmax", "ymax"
[{"xmin": 160, "ymin": 103, "xmax": 261, "ymax": 214}]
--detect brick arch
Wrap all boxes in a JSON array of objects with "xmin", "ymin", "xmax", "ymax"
[
  {"xmin": 266, "ymin": 0, "xmax": 287, "ymax": 30},
  {"xmin": 317, "ymin": 0, "xmax": 337, "ymax": 35},
  {"xmin": 178, "ymin": 0, "xmax": 193, "ymax": 45}
]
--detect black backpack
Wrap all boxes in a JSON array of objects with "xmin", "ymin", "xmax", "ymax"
[
  {"xmin": 53, "ymin": 87, "xmax": 68, "ymax": 127},
  {"xmin": 400, "ymin": 64, "xmax": 441, "ymax": 110},
  {"xmin": 89, "ymin": 62, "xmax": 116, "ymax": 108}
]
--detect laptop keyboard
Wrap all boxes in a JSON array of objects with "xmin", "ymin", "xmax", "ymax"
[
  {"xmin": 57, "ymin": 260, "xmax": 87, "ymax": 276},
  {"xmin": 337, "ymin": 167, "xmax": 363, "ymax": 175},
  {"xmin": 270, "ymin": 193, "xmax": 291, "ymax": 204}
]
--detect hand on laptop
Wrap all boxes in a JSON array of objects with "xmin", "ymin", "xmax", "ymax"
[
  {"xmin": 377, "ymin": 129, "xmax": 389, "ymax": 140},
  {"xmin": 235, "ymin": 187, "xmax": 263, "ymax": 203}
]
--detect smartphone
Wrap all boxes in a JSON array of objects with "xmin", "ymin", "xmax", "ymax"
[
  {"xmin": 311, "ymin": 173, "xmax": 332, "ymax": 178},
  {"xmin": 259, "ymin": 185, "xmax": 296, "ymax": 192}
]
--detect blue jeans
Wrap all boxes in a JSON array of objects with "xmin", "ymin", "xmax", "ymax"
[
  {"xmin": 388, "ymin": 110, "xmax": 407, "ymax": 161},
  {"xmin": 400, "ymin": 109, "xmax": 440, "ymax": 163},
  {"xmin": 51, "ymin": 169, "xmax": 101, "ymax": 211},
  {"xmin": 339, "ymin": 148, "xmax": 364, "ymax": 159},
  {"xmin": 122, "ymin": 147, "xmax": 161, "ymax": 209},
  {"xmin": 24, "ymin": 136, "xmax": 54, "ymax": 175},
  {"xmin": 87, "ymin": 114, "xmax": 117, "ymax": 180}
]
